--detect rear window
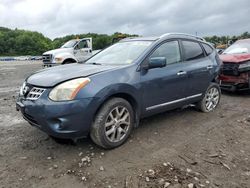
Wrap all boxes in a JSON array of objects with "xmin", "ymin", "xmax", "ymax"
[
  {"xmin": 182, "ymin": 40, "xmax": 204, "ymax": 61},
  {"xmin": 202, "ymin": 43, "xmax": 213, "ymax": 55}
]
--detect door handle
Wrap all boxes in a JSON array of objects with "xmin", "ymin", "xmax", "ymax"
[
  {"xmin": 177, "ymin": 71, "xmax": 187, "ymax": 76},
  {"xmin": 207, "ymin": 65, "xmax": 213, "ymax": 70}
]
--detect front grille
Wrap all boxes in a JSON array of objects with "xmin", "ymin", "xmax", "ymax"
[
  {"xmin": 26, "ymin": 87, "xmax": 46, "ymax": 100},
  {"xmin": 42, "ymin": 54, "xmax": 52, "ymax": 63},
  {"xmin": 222, "ymin": 62, "xmax": 239, "ymax": 76}
]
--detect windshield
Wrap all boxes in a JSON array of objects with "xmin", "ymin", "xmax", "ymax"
[
  {"xmin": 86, "ymin": 41, "xmax": 152, "ymax": 65},
  {"xmin": 223, "ymin": 40, "xmax": 250, "ymax": 54},
  {"xmin": 61, "ymin": 40, "xmax": 78, "ymax": 48}
]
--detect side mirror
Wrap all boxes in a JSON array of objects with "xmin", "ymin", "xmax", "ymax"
[{"xmin": 148, "ymin": 57, "xmax": 166, "ymax": 69}]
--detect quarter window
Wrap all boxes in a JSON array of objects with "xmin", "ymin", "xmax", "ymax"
[
  {"xmin": 201, "ymin": 43, "xmax": 213, "ymax": 55},
  {"xmin": 182, "ymin": 40, "xmax": 204, "ymax": 61},
  {"xmin": 150, "ymin": 41, "xmax": 181, "ymax": 64}
]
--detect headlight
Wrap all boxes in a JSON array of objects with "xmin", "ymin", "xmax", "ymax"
[
  {"xmin": 49, "ymin": 78, "xmax": 90, "ymax": 101},
  {"xmin": 55, "ymin": 57, "xmax": 63, "ymax": 63},
  {"xmin": 239, "ymin": 61, "xmax": 250, "ymax": 69}
]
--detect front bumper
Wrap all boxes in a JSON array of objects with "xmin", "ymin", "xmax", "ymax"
[
  {"xmin": 43, "ymin": 63, "xmax": 59, "ymax": 68},
  {"xmin": 16, "ymin": 91, "xmax": 97, "ymax": 139},
  {"xmin": 219, "ymin": 72, "xmax": 250, "ymax": 91}
]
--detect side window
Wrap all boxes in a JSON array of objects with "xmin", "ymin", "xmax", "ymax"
[
  {"xmin": 78, "ymin": 40, "xmax": 88, "ymax": 49},
  {"xmin": 201, "ymin": 43, "xmax": 213, "ymax": 55},
  {"xmin": 182, "ymin": 40, "xmax": 204, "ymax": 61},
  {"xmin": 150, "ymin": 41, "xmax": 181, "ymax": 64}
]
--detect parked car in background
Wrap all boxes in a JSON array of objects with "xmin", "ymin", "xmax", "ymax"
[
  {"xmin": 216, "ymin": 48, "xmax": 225, "ymax": 55},
  {"xmin": 219, "ymin": 39, "xmax": 250, "ymax": 91},
  {"xmin": 30, "ymin": 56, "xmax": 43, "ymax": 61},
  {"xmin": 0, "ymin": 57, "xmax": 15, "ymax": 61},
  {"xmin": 42, "ymin": 38, "xmax": 100, "ymax": 67},
  {"xmin": 16, "ymin": 33, "xmax": 221, "ymax": 149},
  {"xmin": 15, "ymin": 56, "xmax": 30, "ymax": 61},
  {"xmin": 216, "ymin": 44, "xmax": 227, "ymax": 55}
]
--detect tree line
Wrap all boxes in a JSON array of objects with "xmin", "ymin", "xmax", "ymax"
[
  {"xmin": 0, "ymin": 27, "xmax": 138, "ymax": 56},
  {"xmin": 205, "ymin": 32, "xmax": 250, "ymax": 47},
  {"xmin": 0, "ymin": 27, "xmax": 249, "ymax": 56},
  {"xmin": 0, "ymin": 27, "xmax": 52, "ymax": 56}
]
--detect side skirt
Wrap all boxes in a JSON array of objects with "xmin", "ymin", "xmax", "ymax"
[{"xmin": 146, "ymin": 93, "xmax": 202, "ymax": 111}]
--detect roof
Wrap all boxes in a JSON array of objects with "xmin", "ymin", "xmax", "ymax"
[
  {"xmin": 120, "ymin": 33, "xmax": 206, "ymax": 42},
  {"xmin": 121, "ymin": 37, "xmax": 159, "ymax": 42}
]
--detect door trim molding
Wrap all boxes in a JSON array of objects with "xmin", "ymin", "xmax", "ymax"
[{"xmin": 146, "ymin": 93, "xmax": 202, "ymax": 111}]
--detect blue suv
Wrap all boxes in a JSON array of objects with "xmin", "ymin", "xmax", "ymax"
[{"xmin": 16, "ymin": 33, "xmax": 221, "ymax": 149}]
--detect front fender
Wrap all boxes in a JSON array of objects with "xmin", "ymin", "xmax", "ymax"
[
  {"xmin": 77, "ymin": 83, "xmax": 142, "ymax": 116},
  {"xmin": 94, "ymin": 83, "xmax": 140, "ymax": 103},
  {"xmin": 90, "ymin": 83, "xmax": 142, "ymax": 125},
  {"xmin": 75, "ymin": 64, "xmax": 142, "ymax": 116}
]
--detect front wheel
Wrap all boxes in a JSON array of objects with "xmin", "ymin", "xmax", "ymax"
[
  {"xmin": 62, "ymin": 60, "xmax": 76, "ymax": 64},
  {"xmin": 90, "ymin": 98, "xmax": 134, "ymax": 149},
  {"xmin": 196, "ymin": 83, "xmax": 221, "ymax": 112}
]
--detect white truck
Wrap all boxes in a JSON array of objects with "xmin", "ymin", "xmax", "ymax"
[{"xmin": 42, "ymin": 38, "xmax": 100, "ymax": 67}]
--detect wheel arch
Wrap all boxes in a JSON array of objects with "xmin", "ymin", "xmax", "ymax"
[
  {"xmin": 62, "ymin": 58, "xmax": 77, "ymax": 64},
  {"xmin": 93, "ymin": 92, "xmax": 140, "ymax": 128}
]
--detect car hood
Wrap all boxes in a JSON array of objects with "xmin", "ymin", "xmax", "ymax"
[
  {"xmin": 26, "ymin": 63, "xmax": 117, "ymax": 87},
  {"xmin": 43, "ymin": 48, "xmax": 73, "ymax": 56},
  {"xmin": 220, "ymin": 53, "xmax": 250, "ymax": 63}
]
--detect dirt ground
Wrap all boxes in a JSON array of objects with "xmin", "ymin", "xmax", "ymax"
[{"xmin": 0, "ymin": 61, "xmax": 250, "ymax": 188}]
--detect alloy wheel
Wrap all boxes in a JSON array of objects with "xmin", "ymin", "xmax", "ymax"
[
  {"xmin": 205, "ymin": 87, "xmax": 220, "ymax": 111},
  {"xmin": 105, "ymin": 106, "xmax": 131, "ymax": 143}
]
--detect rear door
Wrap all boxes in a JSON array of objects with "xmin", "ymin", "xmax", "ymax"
[
  {"xmin": 180, "ymin": 40, "xmax": 213, "ymax": 96},
  {"xmin": 140, "ymin": 40, "xmax": 189, "ymax": 112}
]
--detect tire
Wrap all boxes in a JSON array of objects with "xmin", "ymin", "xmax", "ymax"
[
  {"xmin": 196, "ymin": 83, "xmax": 221, "ymax": 113},
  {"xmin": 62, "ymin": 60, "xmax": 75, "ymax": 64},
  {"xmin": 90, "ymin": 98, "xmax": 134, "ymax": 149}
]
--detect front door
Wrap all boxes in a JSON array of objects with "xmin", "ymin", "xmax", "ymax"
[
  {"xmin": 140, "ymin": 40, "xmax": 189, "ymax": 113},
  {"xmin": 74, "ymin": 39, "xmax": 91, "ymax": 61}
]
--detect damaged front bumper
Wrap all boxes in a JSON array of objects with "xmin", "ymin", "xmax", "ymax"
[
  {"xmin": 16, "ymin": 91, "xmax": 96, "ymax": 139},
  {"xmin": 219, "ymin": 72, "xmax": 250, "ymax": 91}
]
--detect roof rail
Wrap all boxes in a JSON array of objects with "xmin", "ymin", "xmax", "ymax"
[{"xmin": 160, "ymin": 33, "xmax": 206, "ymax": 41}]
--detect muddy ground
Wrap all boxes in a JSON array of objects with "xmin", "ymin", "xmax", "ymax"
[{"xmin": 0, "ymin": 61, "xmax": 250, "ymax": 188}]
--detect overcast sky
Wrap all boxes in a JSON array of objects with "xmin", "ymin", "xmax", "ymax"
[{"xmin": 0, "ymin": 0, "xmax": 249, "ymax": 39}]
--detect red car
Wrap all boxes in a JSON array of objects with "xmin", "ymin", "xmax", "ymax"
[{"xmin": 219, "ymin": 39, "xmax": 250, "ymax": 91}]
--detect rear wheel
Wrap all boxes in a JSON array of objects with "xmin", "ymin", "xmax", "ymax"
[
  {"xmin": 90, "ymin": 98, "xmax": 134, "ymax": 149},
  {"xmin": 196, "ymin": 83, "xmax": 221, "ymax": 112}
]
